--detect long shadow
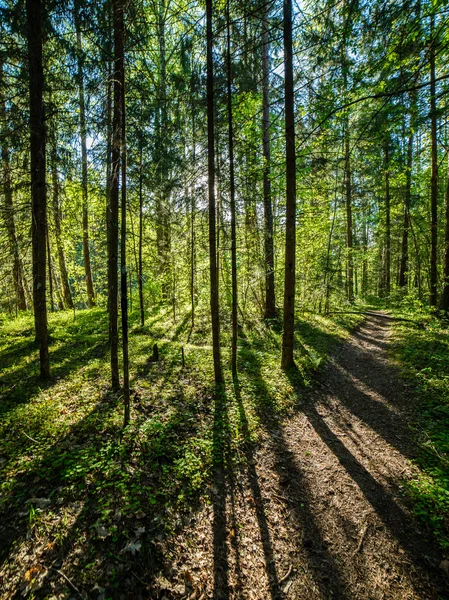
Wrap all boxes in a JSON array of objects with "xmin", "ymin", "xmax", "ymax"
[
  {"xmin": 313, "ymin": 326, "xmax": 418, "ymax": 460},
  {"xmin": 240, "ymin": 346, "xmax": 351, "ymax": 599},
  {"xmin": 296, "ymin": 382, "xmax": 448, "ymax": 599},
  {"xmin": 232, "ymin": 374, "xmax": 282, "ymax": 600},
  {"xmin": 212, "ymin": 384, "xmax": 230, "ymax": 600}
]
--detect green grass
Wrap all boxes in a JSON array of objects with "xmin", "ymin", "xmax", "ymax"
[
  {"xmin": 0, "ymin": 304, "xmax": 360, "ymax": 596},
  {"xmin": 391, "ymin": 313, "xmax": 449, "ymax": 548}
]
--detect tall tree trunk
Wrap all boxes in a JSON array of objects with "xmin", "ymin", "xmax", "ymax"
[
  {"xmin": 226, "ymin": 0, "xmax": 237, "ymax": 374},
  {"xmin": 27, "ymin": 0, "xmax": 50, "ymax": 378},
  {"xmin": 107, "ymin": 0, "xmax": 122, "ymax": 391},
  {"xmin": 429, "ymin": 14, "xmax": 438, "ymax": 307},
  {"xmin": 50, "ymin": 131, "xmax": 73, "ymax": 309},
  {"xmin": 138, "ymin": 139, "xmax": 145, "ymax": 326},
  {"xmin": 190, "ymin": 72, "xmax": 196, "ymax": 330},
  {"xmin": 0, "ymin": 59, "xmax": 27, "ymax": 311},
  {"xmin": 281, "ymin": 0, "xmax": 297, "ymax": 370},
  {"xmin": 46, "ymin": 223, "xmax": 55, "ymax": 312},
  {"xmin": 118, "ymin": 0, "xmax": 130, "ymax": 425},
  {"xmin": 206, "ymin": 0, "xmax": 223, "ymax": 383},
  {"xmin": 399, "ymin": 112, "xmax": 413, "ymax": 287},
  {"xmin": 439, "ymin": 151, "xmax": 449, "ymax": 312},
  {"xmin": 74, "ymin": 0, "xmax": 95, "ymax": 307},
  {"xmin": 262, "ymin": 4, "xmax": 276, "ymax": 320},
  {"xmin": 344, "ymin": 122, "xmax": 354, "ymax": 302},
  {"xmin": 384, "ymin": 137, "xmax": 391, "ymax": 297}
]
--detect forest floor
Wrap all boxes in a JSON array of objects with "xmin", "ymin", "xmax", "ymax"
[
  {"xmin": 0, "ymin": 308, "xmax": 448, "ymax": 599},
  {"xmin": 164, "ymin": 313, "xmax": 448, "ymax": 600}
]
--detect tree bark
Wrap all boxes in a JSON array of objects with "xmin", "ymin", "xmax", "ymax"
[
  {"xmin": 206, "ymin": 0, "xmax": 223, "ymax": 383},
  {"xmin": 429, "ymin": 14, "xmax": 438, "ymax": 307},
  {"xmin": 384, "ymin": 137, "xmax": 391, "ymax": 297},
  {"xmin": 281, "ymin": 0, "xmax": 297, "ymax": 370},
  {"xmin": 74, "ymin": 0, "xmax": 95, "ymax": 307},
  {"xmin": 107, "ymin": 0, "xmax": 122, "ymax": 391},
  {"xmin": 27, "ymin": 0, "xmax": 50, "ymax": 378},
  {"xmin": 399, "ymin": 112, "xmax": 413, "ymax": 287},
  {"xmin": 138, "ymin": 139, "xmax": 145, "ymax": 326},
  {"xmin": 50, "ymin": 131, "xmax": 73, "ymax": 309},
  {"xmin": 262, "ymin": 4, "xmax": 276, "ymax": 320},
  {"xmin": 226, "ymin": 0, "xmax": 238, "ymax": 374},
  {"xmin": 118, "ymin": 0, "xmax": 130, "ymax": 425},
  {"xmin": 114, "ymin": 0, "xmax": 130, "ymax": 427},
  {"xmin": 344, "ymin": 121, "xmax": 354, "ymax": 302},
  {"xmin": 439, "ymin": 151, "xmax": 449, "ymax": 312}
]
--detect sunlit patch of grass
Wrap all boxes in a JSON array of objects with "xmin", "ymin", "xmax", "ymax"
[
  {"xmin": 0, "ymin": 304, "xmax": 359, "ymax": 595},
  {"xmin": 391, "ymin": 316, "xmax": 449, "ymax": 548}
]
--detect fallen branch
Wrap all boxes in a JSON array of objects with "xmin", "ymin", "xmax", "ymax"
[
  {"xmin": 52, "ymin": 568, "xmax": 86, "ymax": 600},
  {"xmin": 351, "ymin": 523, "xmax": 368, "ymax": 557},
  {"xmin": 279, "ymin": 563, "xmax": 293, "ymax": 584}
]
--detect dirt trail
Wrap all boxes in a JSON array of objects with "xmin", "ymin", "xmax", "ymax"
[{"xmin": 164, "ymin": 314, "xmax": 447, "ymax": 600}]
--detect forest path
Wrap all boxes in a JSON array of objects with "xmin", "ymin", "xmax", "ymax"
[{"xmin": 165, "ymin": 314, "xmax": 447, "ymax": 600}]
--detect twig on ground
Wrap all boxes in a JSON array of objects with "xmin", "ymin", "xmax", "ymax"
[
  {"xmin": 352, "ymin": 523, "xmax": 368, "ymax": 557},
  {"xmin": 22, "ymin": 431, "xmax": 39, "ymax": 444},
  {"xmin": 279, "ymin": 563, "xmax": 293, "ymax": 584},
  {"xmin": 52, "ymin": 568, "xmax": 86, "ymax": 600}
]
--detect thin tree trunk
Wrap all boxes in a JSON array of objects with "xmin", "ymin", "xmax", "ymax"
[
  {"xmin": 190, "ymin": 64, "xmax": 196, "ymax": 330},
  {"xmin": 384, "ymin": 137, "xmax": 391, "ymax": 297},
  {"xmin": 344, "ymin": 123, "xmax": 354, "ymax": 302},
  {"xmin": 281, "ymin": 0, "xmax": 297, "ymax": 370},
  {"xmin": 50, "ymin": 131, "xmax": 73, "ymax": 309},
  {"xmin": 262, "ymin": 4, "xmax": 276, "ymax": 320},
  {"xmin": 138, "ymin": 139, "xmax": 144, "ymax": 326},
  {"xmin": 399, "ymin": 116, "xmax": 413, "ymax": 287},
  {"xmin": 226, "ymin": 0, "xmax": 237, "ymax": 374},
  {"xmin": 107, "ymin": 0, "xmax": 122, "ymax": 391},
  {"xmin": 439, "ymin": 151, "xmax": 449, "ymax": 312},
  {"xmin": 0, "ymin": 59, "xmax": 27, "ymax": 311},
  {"xmin": 74, "ymin": 0, "xmax": 95, "ymax": 307},
  {"xmin": 429, "ymin": 14, "xmax": 438, "ymax": 307},
  {"xmin": 118, "ymin": 0, "xmax": 130, "ymax": 425},
  {"xmin": 46, "ymin": 223, "xmax": 55, "ymax": 313},
  {"xmin": 27, "ymin": 0, "xmax": 50, "ymax": 378},
  {"xmin": 206, "ymin": 0, "xmax": 222, "ymax": 383}
]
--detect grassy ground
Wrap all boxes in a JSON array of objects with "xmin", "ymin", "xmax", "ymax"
[
  {"xmin": 0, "ymin": 304, "xmax": 361, "ymax": 598},
  {"xmin": 390, "ymin": 312, "xmax": 449, "ymax": 549}
]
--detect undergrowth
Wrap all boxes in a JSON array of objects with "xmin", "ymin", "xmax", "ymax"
[
  {"xmin": 0, "ymin": 304, "xmax": 360, "ymax": 597},
  {"xmin": 391, "ymin": 311, "xmax": 449, "ymax": 549}
]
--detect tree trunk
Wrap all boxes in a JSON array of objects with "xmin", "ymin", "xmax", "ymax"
[
  {"xmin": 226, "ymin": 0, "xmax": 238, "ymax": 374},
  {"xmin": 74, "ymin": 0, "xmax": 95, "ymax": 307},
  {"xmin": 138, "ymin": 140, "xmax": 145, "ymax": 326},
  {"xmin": 206, "ymin": 0, "xmax": 223, "ymax": 383},
  {"xmin": 27, "ymin": 0, "xmax": 50, "ymax": 378},
  {"xmin": 281, "ymin": 0, "xmax": 297, "ymax": 370},
  {"xmin": 344, "ymin": 123, "xmax": 354, "ymax": 302},
  {"xmin": 50, "ymin": 131, "xmax": 73, "ymax": 309},
  {"xmin": 399, "ymin": 116, "xmax": 413, "ymax": 287},
  {"xmin": 107, "ymin": 0, "xmax": 122, "ymax": 391},
  {"xmin": 46, "ymin": 223, "xmax": 55, "ymax": 313},
  {"xmin": 190, "ymin": 71, "xmax": 196, "ymax": 330},
  {"xmin": 262, "ymin": 4, "xmax": 276, "ymax": 320},
  {"xmin": 118, "ymin": 0, "xmax": 130, "ymax": 425},
  {"xmin": 384, "ymin": 137, "xmax": 391, "ymax": 297},
  {"xmin": 429, "ymin": 14, "xmax": 438, "ymax": 307},
  {"xmin": 439, "ymin": 151, "xmax": 449, "ymax": 312},
  {"xmin": 0, "ymin": 59, "xmax": 27, "ymax": 311}
]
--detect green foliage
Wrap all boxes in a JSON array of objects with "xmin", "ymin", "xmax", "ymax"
[
  {"xmin": 392, "ymin": 315, "xmax": 449, "ymax": 547},
  {"xmin": 0, "ymin": 305, "xmax": 359, "ymax": 594}
]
